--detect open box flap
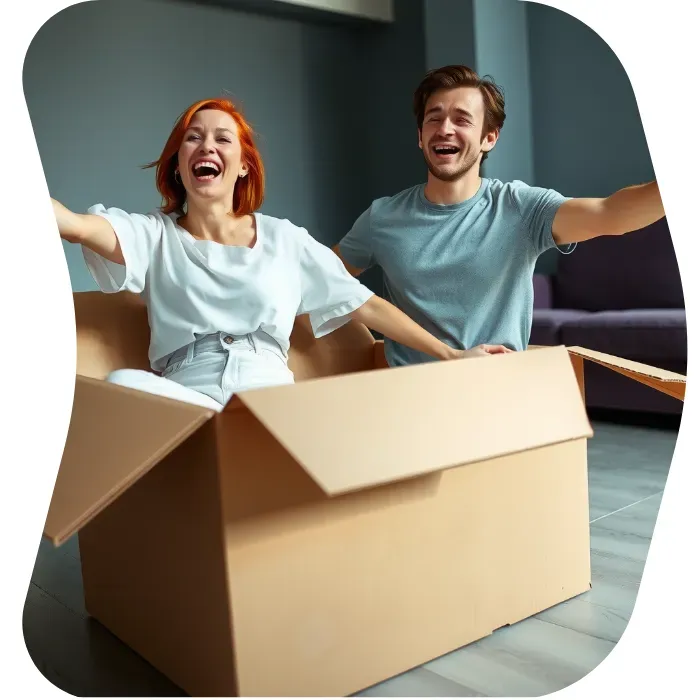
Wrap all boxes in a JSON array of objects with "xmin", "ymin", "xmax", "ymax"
[
  {"xmin": 236, "ymin": 345, "xmax": 593, "ymax": 496},
  {"xmin": 44, "ymin": 375, "xmax": 215, "ymax": 546},
  {"xmin": 567, "ymin": 346, "xmax": 686, "ymax": 401},
  {"xmin": 73, "ymin": 291, "xmax": 152, "ymax": 379}
]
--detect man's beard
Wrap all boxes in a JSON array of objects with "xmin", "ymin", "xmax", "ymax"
[{"xmin": 424, "ymin": 148, "xmax": 481, "ymax": 182}]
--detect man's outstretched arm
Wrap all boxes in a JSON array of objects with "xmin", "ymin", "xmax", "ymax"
[{"xmin": 552, "ymin": 181, "xmax": 665, "ymax": 245}]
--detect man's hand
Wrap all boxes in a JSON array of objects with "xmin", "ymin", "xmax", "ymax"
[{"xmin": 552, "ymin": 181, "xmax": 665, "ymax": 245}]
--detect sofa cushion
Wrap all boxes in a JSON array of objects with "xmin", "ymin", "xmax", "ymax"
[
  {"xmin": 559, "ymin": 309, "xmax": 687, "ymax": 362},
  {"xmin": 553, "ymin": 218, "xmax": 684, "ymax": 312},
  {"xmin": 530, "ymin": 309, "xmax": 591, "ymax": 346}
]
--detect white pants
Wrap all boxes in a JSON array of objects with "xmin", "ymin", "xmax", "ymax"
[{"xmin": 107, "ymin": 331, "xmax": 295, "ymax": 412}]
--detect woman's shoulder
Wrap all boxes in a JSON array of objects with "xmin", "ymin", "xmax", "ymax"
[
  {"xmin": 87, "ymin": 203, "xmax": 171, "ymax": 230},
  {"xmin": 256, "ymin": 212, "xmax": 312, "ymax": 246}
]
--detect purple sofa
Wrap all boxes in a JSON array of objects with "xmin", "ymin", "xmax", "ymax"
[{"xmin": 530, "ymin": 217, "xmax": 686, "ymax": 415}]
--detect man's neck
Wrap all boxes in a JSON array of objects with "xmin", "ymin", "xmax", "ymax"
[{"xmin": 423, "ymin": 170, "xmax": 482, "ymax": 206}]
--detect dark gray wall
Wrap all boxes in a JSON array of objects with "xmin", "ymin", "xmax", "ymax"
[
  {"xmin": 474, "ymin": 0, "xmax": 534, "ymax": 184},
  {"xmin": 360, "ymin": 0, "xmax": 427, "ymax": 202},
  {"xmin": 24, "ymin": 0, "xmax": 373, "ymax": 291},
  {"xmin": 340, "ymin": 0, "xmax": 427, "ymax": 295},
  {"xmin": 424, "ymin": 0, "xmax": 476, "ymax": 71},
  {"xmin": 526, "ymin": 2, "xmax": 655, "ymax": 273},
  {"xmin": 527, "ymin": 2, "xmax": 655, "ymax": 197},
  {"xmin": 422, "ymin": 0, "xmax": 536, "ymax": 185}
]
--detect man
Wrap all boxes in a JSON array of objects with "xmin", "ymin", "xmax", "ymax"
[{"xmin": 333, "ymin": 65, "xmax": 665, "ymax": 368}]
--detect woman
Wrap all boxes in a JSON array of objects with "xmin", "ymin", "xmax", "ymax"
[{"xmin": 53, "ymin": 98, "xmax": 508, "ymax": 411}]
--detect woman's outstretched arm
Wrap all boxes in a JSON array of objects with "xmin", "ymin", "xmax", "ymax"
[
  {"xmin": 351, "ymin": 295, "xmax": 510, "ymax": 361},
  {"xmin": 52, "ymin": 198, "xmax": 124, "ymax": 265}
]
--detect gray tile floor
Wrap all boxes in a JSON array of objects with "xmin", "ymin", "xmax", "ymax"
[{"xmin": 23, "ymin": 418, "xmax": 678, "ymax": 697}]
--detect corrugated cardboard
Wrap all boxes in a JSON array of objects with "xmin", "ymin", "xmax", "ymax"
[
  {"xmin": 528, "ymin": 343, "xmax": 687, "ymax": 402},
  {"xmin": 39, "ymin": 291, "xmax": 685, "ymax": 697},
  {"xmin": 567, "ymin": 346, "xmax": 686, "ymax": 401},
  {"xmin": 45, "ymin": 376, "xmax": 213, "ymax": 546}
]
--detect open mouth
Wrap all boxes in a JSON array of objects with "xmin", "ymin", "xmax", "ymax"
[
  {"xmin": 432, "ymin": 145, "xmax": 461, "ymax": 159},
  {"xmin": 191, "ymin": 160, "xmax": 222, "ymax": 181}
]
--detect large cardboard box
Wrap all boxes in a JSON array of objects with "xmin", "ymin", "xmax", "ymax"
[{"xmin": 41, "ymin": 291, "xmax": 686, "ymax": 697}]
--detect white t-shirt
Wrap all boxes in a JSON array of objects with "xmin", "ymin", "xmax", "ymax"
[{"xmin": 82, "ymin": 205, "xmax": 375, "ymax": 371}]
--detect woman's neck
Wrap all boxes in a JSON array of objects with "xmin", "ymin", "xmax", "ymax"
[{"xmin": 179, "ymin": 200, "xmax": 255, "ymax": 247}]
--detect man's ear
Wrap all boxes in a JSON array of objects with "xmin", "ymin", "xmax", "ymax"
[
  {"xmin": 418, "ymin": 127, "xmax": 423, "ymax": 150},
  {"xmin": 482, "ymin": 129, "xmax": 499, "ymax": 153}
]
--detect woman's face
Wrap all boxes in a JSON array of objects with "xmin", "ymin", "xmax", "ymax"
[{"xmin": 176, "ymin": 109, "xmax": 248, "ymax": 208}]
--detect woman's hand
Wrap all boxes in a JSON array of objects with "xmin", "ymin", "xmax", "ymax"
[
  {"xmin": 52, "ymin": 198, "xmax": 124, "ymax": 264},
  {"xmin": 350, "ymin": 295, "xmax": 512, "ymax": 362}
]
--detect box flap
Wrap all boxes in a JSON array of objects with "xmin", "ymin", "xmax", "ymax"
[
  {"xmin": 44, "ymin": 376, "xmax": 214, "ymax": 546},
  {"xmin": 73, "ymin": 291, "xmax": 152, "ymax": 379},
  {"xmin": 567, "ymin": 346, "xmax": 686, "ymax": 401},
  {"xmin": 237, "ymin": 346, "xmax": 593, "ymax": 496},
  {"xmin": 288, "ymin": 314, "xmax": 376, "ymax": 381}
]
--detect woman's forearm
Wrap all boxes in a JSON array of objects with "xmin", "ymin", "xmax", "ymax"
[
  {"xmin": 350, "ymin": 295, "xmax": 459, "ymax": 361},
  {"xmin": 52, "ymin": 198, "xmax": 124, "ymax": 264}
]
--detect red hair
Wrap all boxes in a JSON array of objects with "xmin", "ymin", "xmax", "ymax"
[{"xmin": 144, "ymin": 98, "xmax": 264, "ymax": 215}]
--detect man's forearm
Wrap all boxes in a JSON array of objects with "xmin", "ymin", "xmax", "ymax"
[
  {"xmin": 554, "ymin": 180, "xmax": 666, "ymax": 244},
  {"xmin": 601, "ymin": 181, "xmax": 665, "ymax": 234}
]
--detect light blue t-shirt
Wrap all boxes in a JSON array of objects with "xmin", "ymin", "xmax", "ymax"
[{"xmin": 338, "ymin": 178, "xmax": 574, "ymax": 367}]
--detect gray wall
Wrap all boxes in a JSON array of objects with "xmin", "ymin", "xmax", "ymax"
[
  {"xmin": 424, "ymin": 0, "xmax": 476, "ymax": 72},
  {"xmin": 419, "ymin": 1, "xmax": 655, "ymax": 199},
  {"xmin": 24, "ymin": 0, "xmax": 374, "ymax": 291},
  {"xmin": 360, "ymin": 0, "xmax": 427, "ymax": 201},
  {"xmin": 527, "ymin": 2, "xmax": 655, "ymax": 197},
  {"xmin": 347, "ymin": 0, "xmax": 427, "ymax": 295},
  {"xmin": 526, "ymin": 2, "xmax": 655, "ymax": 273},
  {"xmin": 421, "ymin": 0, "xmax": 536, "ymax": 185},
  {"xmin": 25, "ymin": 0, "xmax": 656, "ymax": 289},
  {"xmin": 473, "ymin": 0, "xmax": 534, "ymax": 184}
]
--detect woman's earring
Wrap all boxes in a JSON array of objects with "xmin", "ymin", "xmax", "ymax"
[{"xmin": 174, "ymin": 170, "xmax": 182, "ymax": 184}]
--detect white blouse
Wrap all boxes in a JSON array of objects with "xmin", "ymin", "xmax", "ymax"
[{"xmin": 82, "ymin": 205, "xmax": 375, "ymax": 371}]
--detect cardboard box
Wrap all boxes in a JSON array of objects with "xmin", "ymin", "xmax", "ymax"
[{"xmin": 41, "ymin": 291, "xmax": 686, "ymax": 697}]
